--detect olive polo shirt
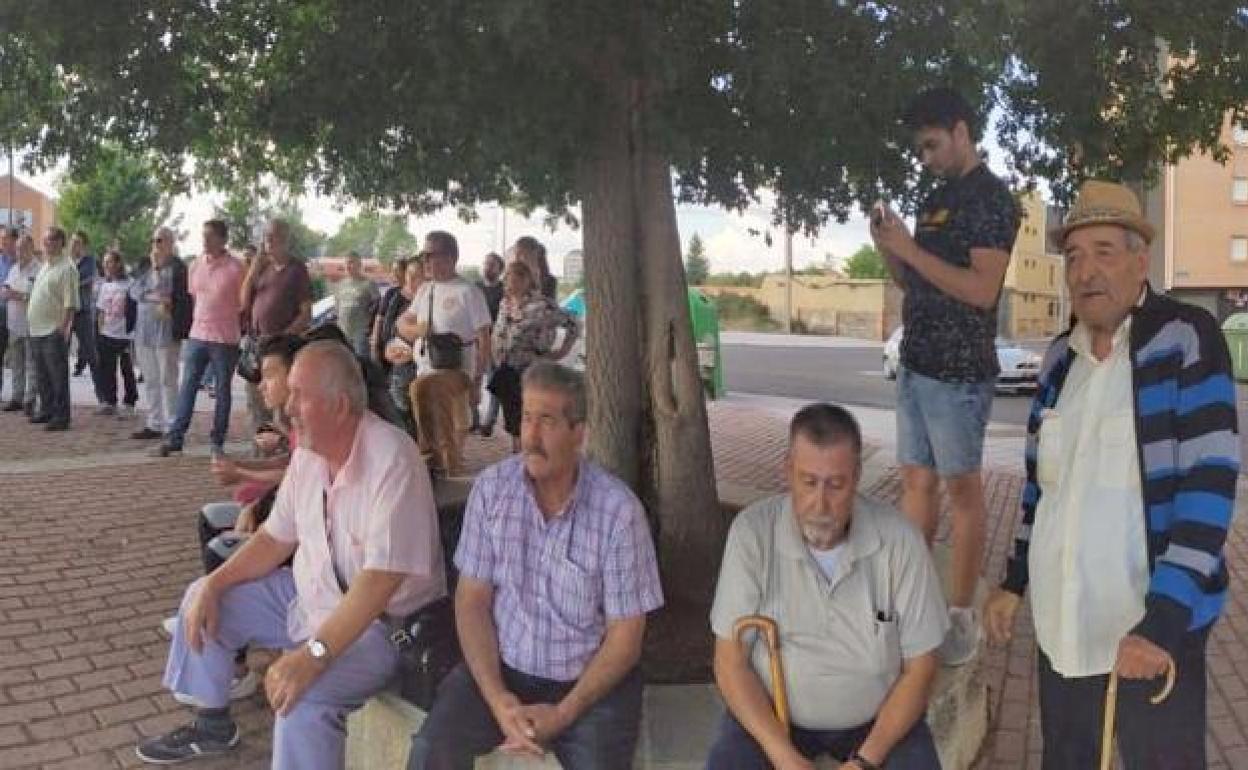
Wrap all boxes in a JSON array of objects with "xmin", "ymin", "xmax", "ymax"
[
  {"xmin": 27, "ymin": 256, "xmax": 81, "ymax": 338},
  {"xmin": 710, "ymin": 493, "xmax": 948, "ymax": 730}
]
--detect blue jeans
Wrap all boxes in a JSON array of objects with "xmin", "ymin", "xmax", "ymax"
[
  {"xmin": 409, "ymin": 663, "xmax": 644, "ymax": 770},
  {"xmin": 896, "ymin": 366, "xmax": 994, "ymax": 477},
  {"xmin": 705, "ymin": 712, "xmax": 941, "ymax": 769},
  {"xmin": 167, "ymin": 339, "xmax": 239, "ymax": 449}
]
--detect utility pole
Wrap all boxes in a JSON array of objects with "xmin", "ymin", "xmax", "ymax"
[
  {"xmin": 783, "ymin": 223, "xmax": 794, "ymax": 334},
  {"xmin": 6, "ymin": 139, "xmax": 13, "ymax": 229}
]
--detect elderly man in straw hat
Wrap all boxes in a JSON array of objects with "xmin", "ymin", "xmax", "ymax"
[{"xmin": 984, "ymin": 180, "xmax": 1239, "ymax": 768}]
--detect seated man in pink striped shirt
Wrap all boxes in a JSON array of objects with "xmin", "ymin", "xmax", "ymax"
[{"xmin": 409, "ymin": 361, "xmax": 665, "ymax": 770}]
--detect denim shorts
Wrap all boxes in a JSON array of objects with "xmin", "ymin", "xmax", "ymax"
[{"xmin": 896, "ymin": 366, "xmax": 994, "ymax": 477}]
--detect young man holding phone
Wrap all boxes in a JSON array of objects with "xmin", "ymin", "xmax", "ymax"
[{"xmin": 869, "ymin": 87, "xmax": 1020, "ymax": 666}]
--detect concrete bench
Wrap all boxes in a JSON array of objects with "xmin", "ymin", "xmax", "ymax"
[{"xmin": 345, "ymin": 658, "xmax": 985, "ymax": 769}]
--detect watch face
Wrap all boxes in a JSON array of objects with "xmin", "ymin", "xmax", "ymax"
[{"xmin": 308, "ymin": 639, "xmax": 328, "ymax": 659}]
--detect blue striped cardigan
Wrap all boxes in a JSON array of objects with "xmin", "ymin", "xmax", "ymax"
[{"xmin": 1002, "ymin": 287, "xmax": 1240, "ymax": 657}]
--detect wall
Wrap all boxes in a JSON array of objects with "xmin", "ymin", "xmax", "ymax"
[
  {"xmin": 1165, "ymin": 116, "xmax": 1248, "ymax": 292},
  {"xmin": 701, "ymin": 277, "xmax": 901, "ymax": 340},
  {"xmin": 0, "ymin": 175, "xmax": 58, "ymax": 239}
]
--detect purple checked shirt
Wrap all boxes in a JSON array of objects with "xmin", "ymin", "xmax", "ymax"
[{"xmin": 454, "ymin": 455, "xmax": 664, "ymax": 682}]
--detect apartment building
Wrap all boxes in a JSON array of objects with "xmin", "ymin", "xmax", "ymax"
[{"xmin": 1142, "ymin": 117, "xmax": 1248, "ymax": 321}]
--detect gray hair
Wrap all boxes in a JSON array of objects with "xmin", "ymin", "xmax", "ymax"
[
  {"xmin": 522, "ymin": 362, "xmax": 587, "ymax": 426},
  {"xmin": 1124, "ymin": 229, "xmax": 1147, "ymax": 254},
  {"xmin": 296, "ymin": 340, "xmax": 367, "ymax": 416}
]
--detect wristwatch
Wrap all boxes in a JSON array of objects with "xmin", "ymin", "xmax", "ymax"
[
  {"xmin": 306, "ymin": 638, "xmax": 331, "ymax": 662},
  {"xmin": 849, "ymin": 751, "xmax": 881, "ymax": 770}
]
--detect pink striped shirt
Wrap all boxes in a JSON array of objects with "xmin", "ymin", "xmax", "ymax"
[{"xmin": 188, "ymin": 252, "xmax": 246, "ymax": 344}]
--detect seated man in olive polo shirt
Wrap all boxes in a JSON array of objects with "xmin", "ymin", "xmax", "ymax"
[{"xmin": 709, "ymin": 403, "xmax": 948, "ymax": 770}]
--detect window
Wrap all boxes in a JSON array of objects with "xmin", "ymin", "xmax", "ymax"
[
  {"xmin": 1235, "ymin": 122, "xmax": 1248, "ymax": 146},
  {"xmin": 1234, "ymin": 237, "xmax": 1248, "ymax": 264},
  {"xmin": 1235, "ymin": 177, "xmax": 1248, "ymax": 204}
]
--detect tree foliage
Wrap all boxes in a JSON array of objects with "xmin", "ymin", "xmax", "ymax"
[
  {"xmin": 325, "ymin": 211, "xmax": 418, "ymax": 263},
  {"xmin": 684, "ymin": 233, "xmax": 710, "ymax": 286},
  {"xmin": 842, "ymin": 245, "xmax": 889, "ymax": 280},
  {"xmin": 6, "ymin": 0, "xmax": 1248, "ymax": 605},
  {"xmin": 56, "ymin": 144, "xmax": 173, "ymax": 266}
]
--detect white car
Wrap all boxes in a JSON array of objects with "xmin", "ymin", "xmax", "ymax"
[{"xmin": 882, "ymin": 326, "xmax": 1042, "ymax": 394}]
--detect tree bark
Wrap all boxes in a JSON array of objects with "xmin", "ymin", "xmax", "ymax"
[{"xmin": 578, "ymin": 31, "xmax": 727, "ymax": 606}]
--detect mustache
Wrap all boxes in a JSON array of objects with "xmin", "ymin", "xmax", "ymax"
[{"xmin": 523, "ymin": 445, "xmax": 547, "ymax": 459}]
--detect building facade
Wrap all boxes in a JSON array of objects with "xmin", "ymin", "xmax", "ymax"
[
  {"xmin": 1143, "ymin": 116, "xmax": 1248, "ymax": 321},
  {"xmin": 0, "ymin": 175, "xmax": 58, "ymax": 238},
  {"xmin": 999, "ymin": 190, "xmax": 1065, "ymax": 340}
]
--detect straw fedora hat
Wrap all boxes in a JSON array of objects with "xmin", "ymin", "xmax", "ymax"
[{"xmin": 1051, "ymin": 180, "xmax": 1155, "ymax": 246}]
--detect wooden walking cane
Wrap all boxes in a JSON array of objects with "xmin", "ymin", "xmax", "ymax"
[
  {"xmin": 733, "ymin": 615, "xmax": 791, "ymax": 729},
  {"xmin": 1099, "ymin": 659, "xmax": 1177, "ymax": 770}
]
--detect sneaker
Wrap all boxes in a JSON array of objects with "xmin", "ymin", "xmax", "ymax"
[
  {"xmin": 96, "ymin": 404, "xmax": 117, "ymax": 416},
  {"xmin": 135, "ymin": 722, "xmax": 240, "ymax": 764},
  {"xmin": 119, "ymin": 404, "xmax": 137, "ymax": 419},
  {"xmin": 131, "ymin": 427, "xmax": 164, "ymax": 440},
  {"xmin": 172, "ymin": 671, "xmax": 259, "ymax": 707},
  {"xmin": 45, "ymin": 421, "xmax": 70, "ymax": 432},
  {"xmin": 160, "ymin": 616, "xmax": 178, "ymax": 638},
  {"xmin": 939, "ymin": 606, "xmax": 981, "ymax": 667},
  {"xmin": 2, "ymin": 402, "xmax": 23, "ymax": 412},
  {"xmin": 209, "ymin": 445, "xmax": 226, "ymax": 460},
  {"xmin": 149, "ymin": 443, "xmax": 183, "ymax": 458}
]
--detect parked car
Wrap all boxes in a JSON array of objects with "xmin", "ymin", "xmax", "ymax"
[{"xmin": 882, "ymin": 326, "xmax": 1042, "ymax": 394}]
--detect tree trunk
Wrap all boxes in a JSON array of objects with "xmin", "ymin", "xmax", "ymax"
[{"xmin": 578, "ymin": 35, "xmax": 727, "ymax": 606}]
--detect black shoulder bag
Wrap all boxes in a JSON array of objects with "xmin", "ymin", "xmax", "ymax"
[
  {"xmin": 420, "ymin": 284, "xmax": 465, "ymax": 371},
  {"xmin": 322, "ymin": 492, "xmax": 460, "ymax": 710}
]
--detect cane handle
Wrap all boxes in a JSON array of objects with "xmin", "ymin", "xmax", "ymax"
[
  {"xmin": 1099, "ymin": 659, "xmax": 1177, "ymax": 770},
  {"xmin": 733, "ymin": 615, "xmax": 791, "ymax": 730}
]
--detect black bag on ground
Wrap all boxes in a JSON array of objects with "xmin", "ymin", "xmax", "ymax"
[{"xmin": 389, "ymin": 596, "xmax": 461, "ymax": 710}]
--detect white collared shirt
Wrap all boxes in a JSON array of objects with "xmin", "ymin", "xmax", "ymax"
[{"xmin": 1029, "ymin": 317, "xmax": 1150, "ymax": 677}]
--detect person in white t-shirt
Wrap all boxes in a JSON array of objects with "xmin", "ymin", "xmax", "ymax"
[
  {"xmin": 1, "ymin": 233, "xmax": 41, "ymax": 413},
  {"xmin": 94, "ymin": 249, "xmax": 138, "ymax": 416},
  {"xmin": 396, "ymin": 231, "xmax": 492, "ymax": 476}
]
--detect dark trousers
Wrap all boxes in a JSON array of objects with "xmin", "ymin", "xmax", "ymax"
[
  {"xmin": 96, "ymin": 335, "xmax": 138, "ymax": 407},
  {"xmin": 409, "ymin": 663, "xmax": 644, "ymax": 770},
  {"xmin": 705, "ymin": 712, "xmax": 941, "ymax": 769},
  {"xmin": 487, "ymin": 363, "xmax": 524, "ymax": 437},
  {"xmin": 71, "ymin": 306, "xmax": 100, "ymax": 393},
  {"xmin": 0, "ymin": 323, "xmax": 8, "ymax": 397},
  {"xmin": 31, "ymin": 332, "xmax": 71, "ymax": 425},
  {"xmin": 1037, "ymin": 626, "xmax": 1210, "ymax": 770}
]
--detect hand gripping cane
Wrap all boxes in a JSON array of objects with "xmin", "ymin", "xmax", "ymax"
[
  {"xmin": 1099, "ymin": 659, "xmax": 1177, "ymax": 770},
  {"xmin": 733, "ymin": 615, "xmax": 790, "ymax": 729}
]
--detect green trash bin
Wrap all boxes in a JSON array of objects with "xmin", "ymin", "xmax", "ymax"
[
  {"xmin": 688, "ymin": 289, "xmax": 725, "ymax": 400},
  {"xmin": 1222, "ymin": 313, "xmax": 1248, "ymax": 381},
  {"xmin": 561, "ymin": 287, "xmax": 725, "ymax": 399}
]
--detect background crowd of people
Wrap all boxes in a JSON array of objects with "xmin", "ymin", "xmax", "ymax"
[{"xmin": 0, "ymin": 220, "xmax": 579, "ymax": 474}]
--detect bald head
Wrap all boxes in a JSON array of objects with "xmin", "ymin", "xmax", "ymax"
[{"xmin": 293, "ymin": 340, "xmax": 366, "ymax": 416}]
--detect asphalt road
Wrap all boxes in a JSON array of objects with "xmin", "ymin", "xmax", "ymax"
[{"xmin": 720, "ymin": 342, "xmax": 1036, "ymax": 426}]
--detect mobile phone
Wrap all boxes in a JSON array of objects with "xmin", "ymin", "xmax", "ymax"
[{"xmin": 870, "ymin": 200, "xmax": 888, "ymax": 228}]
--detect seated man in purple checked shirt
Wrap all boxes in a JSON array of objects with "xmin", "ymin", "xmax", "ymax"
[{"xmin": 408, "ymin": 361, "xmax": 665, "ymax": 770}]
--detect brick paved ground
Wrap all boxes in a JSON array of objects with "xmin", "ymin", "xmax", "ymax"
[{"xmin": 2, "ymin": 393, "xmax": 1245, "ymax": 768}]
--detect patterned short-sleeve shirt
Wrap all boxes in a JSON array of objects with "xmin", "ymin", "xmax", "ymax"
[
  {"xmin": 454, "ymin": 455, "xmax": 664, "ymax": 682},
  {"xmin": 901, "ymin": 164, "xmax": 1020, "ymax": 383}
]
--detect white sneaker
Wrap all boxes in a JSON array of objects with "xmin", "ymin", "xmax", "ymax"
[
  {"xmin": 160, "ymin": 616, "xmax": 178, "ymax": 637},
  {"xmin": 172, "ymin": 670, "xmax": 259, "ymax": 707},
  {"xmin": 939, "ymin": 606, "xmax": 981, "ymax": 667}
]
